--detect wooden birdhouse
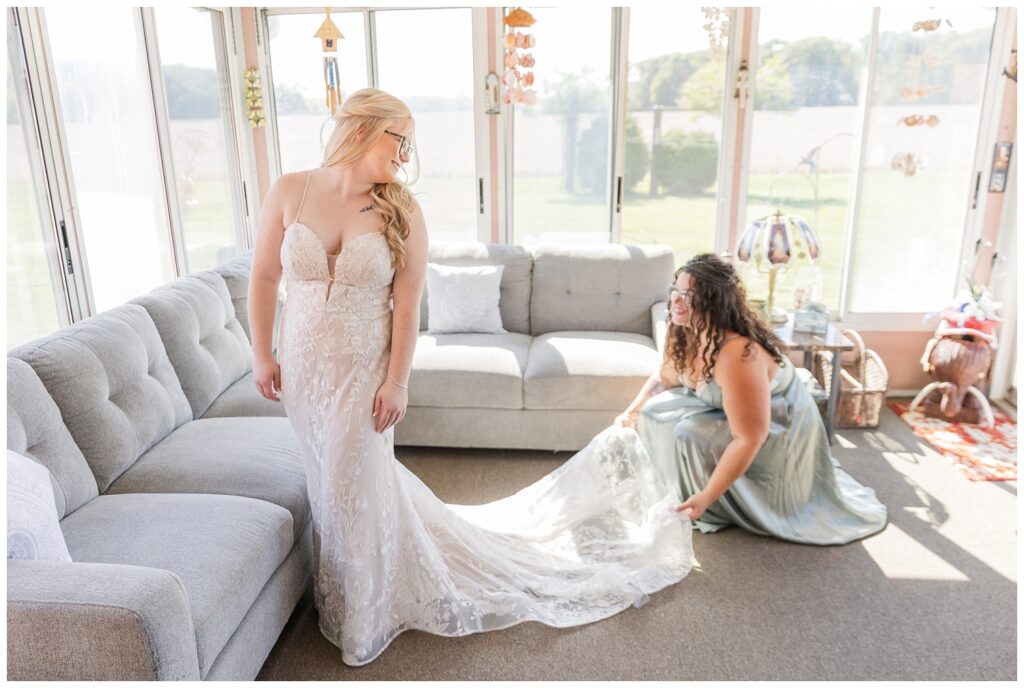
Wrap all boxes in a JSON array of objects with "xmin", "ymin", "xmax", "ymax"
[{"xmin": 314, "ymin": 8, "xmax": 344, "ymax": 52}]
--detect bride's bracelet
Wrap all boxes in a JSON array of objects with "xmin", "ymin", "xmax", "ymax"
[{"xmin": 388, "ymin": 378, "xmax": 409, "ymax": 390}]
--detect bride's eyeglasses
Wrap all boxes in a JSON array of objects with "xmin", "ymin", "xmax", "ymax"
[{"xmin": 384, "ymin": 130, "xmax": 414, "ymax": 159}]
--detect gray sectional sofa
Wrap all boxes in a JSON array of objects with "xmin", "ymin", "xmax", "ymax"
[
  {"xmin": 6, "ymin": 242, "xmax": 674, "ymax": 680},
  {"xmin": 399, "ymin": 242, "xmax": 674, "ymax": 451},
  {"xmin": 7, "ymin": 257, "xmax": 306, "ymax": 681}
]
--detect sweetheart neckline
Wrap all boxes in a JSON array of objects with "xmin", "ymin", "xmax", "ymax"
[{"xmin": 287, "ymin": 221, "xmax": 383, "ymax": 259}]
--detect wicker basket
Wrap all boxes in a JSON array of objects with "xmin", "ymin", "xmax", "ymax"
[{"xmin": 813, "ymin": 329, "xmax": 889, "ymax": 429}]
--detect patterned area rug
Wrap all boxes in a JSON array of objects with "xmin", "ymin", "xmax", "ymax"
[{"xmin": 889, "ymin": 402, "xmax": 1017, "ymax": 481}]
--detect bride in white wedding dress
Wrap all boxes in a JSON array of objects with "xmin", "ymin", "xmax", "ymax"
[{"xmin": 249, "ymin": 89, "xmax": 695, "ymax": 667}]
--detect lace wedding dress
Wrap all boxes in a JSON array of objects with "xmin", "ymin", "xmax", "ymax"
[{"xmin": 277, "ymin": 175, "xmax": 695, "ymax": 666}]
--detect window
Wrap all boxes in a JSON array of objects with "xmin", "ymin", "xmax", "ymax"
[
  {"xmin": 376, "ymin": 8, "xmax": 477, "ymax": 241},
  {"xmin": 267, "ymin": 11, "xmax": 368, "ymax": 174},
  {"xmin": 260, "ymin": 7, "xmax": 1007, "ymax": 321},
  {"xmin": 511, "ymin": 7, "xmax": 613, "ymax": 245},
  {"xmin": 846, "ymin": 7, "xmax": 997, "ymax": 312},
  {"xmin": 622, "ymin": 7, "xmax": 730, "ymax": 262},
  {"xmin": 154, "ymin": 6, "xmax": 243, "ymax": 272},
  {"xmin": 7, "ymin": 21, "xmax": 65, "ymax": 347},
  {"xmin": 46, "ymin": 7, "xmax": 174, "ymax": 312},
  {"xmin": 741, "ymin": 8, "xmax": 872, "ymax": 310}
]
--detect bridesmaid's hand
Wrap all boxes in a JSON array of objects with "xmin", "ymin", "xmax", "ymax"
[
  {"xmin": 614, "ymin": 411, "xmax": 639, "ymax": 429},
  {"xmin": 373, "ymin": 380, "xmax": 408, "ymax": 432},
  {"xmin": 675, "ymin": 492, "xmax": 711, "ymax": 520},
  {"xmin": 253, "ymin": 354, "xmax": 282, "ymax": 402}
]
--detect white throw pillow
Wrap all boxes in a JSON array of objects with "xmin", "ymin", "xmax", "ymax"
[
  {"xmin": 426, "ymin": 263, "xmax": 507, "ymax": 334},
  {"xmin": 7, "ymin": 450, "xmax": 72, "ymax": 562}
]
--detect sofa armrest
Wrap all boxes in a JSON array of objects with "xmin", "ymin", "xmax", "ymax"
[
  {"xmin": 7, "ymin": 559, "xmax": 200, "ymax": 680},
  {"xmin": 651, "ymin": 301, "xmax": 668, "ymax": 354}
]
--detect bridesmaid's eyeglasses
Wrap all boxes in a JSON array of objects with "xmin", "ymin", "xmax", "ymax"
[
  {"xmin": 668, "ymin": 286, "xmax": 694, "ymax": 304},
  {"xmin": 384, "ymin": 130, "xmax": 413, "ymax": 159}
]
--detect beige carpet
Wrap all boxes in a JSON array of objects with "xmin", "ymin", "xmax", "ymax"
[{"xmin": 257, "ymin": 403, "xmax": 1017, "ymax": 681}]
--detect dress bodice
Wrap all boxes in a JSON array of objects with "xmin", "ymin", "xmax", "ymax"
[
  {"xmin": 682, "ymin": 358, "xmax": 793, "ymax": 409},
  {"xmin": 280, "ymin": 222, "xmax": 395, "ymax": 289}
]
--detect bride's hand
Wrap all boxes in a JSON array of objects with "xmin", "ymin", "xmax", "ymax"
[
  {"xmin": 373, "ymin": 380, "xmax": 408, "ymax": 432},
  {"xmin": 253, "ymin": 354, "xmax": 282, "ymax": 402}
]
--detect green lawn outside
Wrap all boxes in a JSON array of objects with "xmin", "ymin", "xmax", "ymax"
[
  {"xmin": 513, "ymin": 172, "xmax": 855, "ymax": 310},
  {"xmin": 7, "ymin": 178, "xmax": 61, "ymax": 348},
  {"xmin": 176, "ymin": 177, "xmax": 240, "ymax": 272}
]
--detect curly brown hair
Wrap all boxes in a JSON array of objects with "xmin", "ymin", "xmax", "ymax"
[{"xmin": 666, "ymin": 253, "xmax": 786, "ymax": 381}]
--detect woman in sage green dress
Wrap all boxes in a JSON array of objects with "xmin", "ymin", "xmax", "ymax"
[{"xmin": 615, "ymin": 253, "xmax": 887, "ymax": 545}]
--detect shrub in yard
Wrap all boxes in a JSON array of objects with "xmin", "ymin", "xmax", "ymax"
[
  {"xmin": 577, "ymin": 115, "xmax": 650, "ymax": 195},
  {"xmin": 652, "ymin": 129, "xmax": 718, "ymax": 195}
]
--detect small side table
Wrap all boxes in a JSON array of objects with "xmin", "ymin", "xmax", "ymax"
[{"xmin": 773, "ymin": 315, "xmax": 854, "ymax": 444}]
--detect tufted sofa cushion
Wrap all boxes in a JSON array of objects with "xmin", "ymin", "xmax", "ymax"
[
  {"xmin": 132, "ymin": 272, "xmax": 252, "ymax": 419},
  {"xmin": 212, "ymin": 250, "xmax": 254, "ymax": 342},
  {"xmin": 6, "ymin": 358, "xmax": 98, "ymax": 518},
  {"xmin": 9, "ymin": 305, "xmax": 193, "ymax": 493},
  {"xmin": 529, "ymin": 244, "xmax": 674, "ymax": 336}
]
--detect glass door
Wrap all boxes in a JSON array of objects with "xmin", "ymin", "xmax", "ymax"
[{"xmin": 621, "ymin": 6, "xmax": 733, "ymax": 261}]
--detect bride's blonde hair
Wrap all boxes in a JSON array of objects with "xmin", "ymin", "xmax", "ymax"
[{"xmin": 321, "ymin": 88, "xmax": 416, "ymax": 270}]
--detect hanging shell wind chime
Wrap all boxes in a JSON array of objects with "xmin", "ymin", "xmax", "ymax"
[
  {"xmin": 314, "ymin": 8, "xmax": 344, "ymax": 115},
  {"xmin": 503, "ymin": 7, "xmax": 537, "ymax": 106}
]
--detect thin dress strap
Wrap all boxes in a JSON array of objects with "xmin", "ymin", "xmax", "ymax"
[{"xmin": 293, "ymin": 169, "xmax": 313, "ymax": 225}]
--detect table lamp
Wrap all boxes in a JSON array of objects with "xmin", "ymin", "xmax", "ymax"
[{"xmin": 735, "ymin": 210, "xmax": 822, "ymax": 323}]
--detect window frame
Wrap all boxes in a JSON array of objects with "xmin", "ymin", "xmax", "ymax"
[
  {"xmin": 12, "ymin": 6, "xmax": 253, "ymax": 326},
  {"xmin": 12, "ymin": 5, "xmax": 1011, "ymax": 339},
  {"xmin": 261, "ymin": 6, "xmax": 493, "ymax": 243},
  {"xmin": 14, "ymin": 6, "xmax": 100, "ymax": 319},
  {"xmin": 7, "ymin": 8, "xmax": 79, "ymax": 330},
  {"xmin": 741, "ymin": 6, "xmax": 1009, "ymax": 330},
  {"xmin": 257, "ymin": 5, "xmax": 1010, "ymax": 331}
]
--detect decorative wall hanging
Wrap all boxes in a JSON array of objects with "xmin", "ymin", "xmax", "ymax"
[
  {"xmin": 314, "ymin": 8, "xmax": 345, "ymax": 115},
  {"xmin": 701, "ymin": 7, "xmax": 731, "ymax": 57},
  {"xmin": 900, "ymin": 84, "xmax": 944, "ymax": 100},
  {"xmin": 891, "ymin": 152, "xmax": 923, "ymax": 177},
  {"xmin": 898, "ymin": 114, "xmax": 940, "ymax": 127},
  {"xmin": 735, "ymin": 60, "xmax": 750, "ymax": 109},
  {"xmin": 988, "ymin": 142, "xmax": 1013, "ymax": 193},
  {"xmin": 503, "ymin": 7, "xmax": 537, "ymax": 106},
  {"xmin": 912, "ymin": 18, "xmax": 952, "ymax": 32},
  {"xmin": 484, "ymin": 72, "xmax": 501, "ymax": 115},
  {"xmin": 243, "ymin": 68, "xmax": 265, "ymax": 128},
  {"xmin": 1003, "ymin": 49, "xmax": 1017, "ymax": 82}
]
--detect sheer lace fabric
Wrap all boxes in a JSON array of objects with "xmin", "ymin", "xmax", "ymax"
[{"xmin": 278, "ymin": 221, "xmax": 695, "ymax": 666}]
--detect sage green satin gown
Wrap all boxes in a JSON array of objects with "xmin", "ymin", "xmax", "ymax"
[{"xmin": 638, "ymin": 358, "xmax": 887, "ymax": 545}]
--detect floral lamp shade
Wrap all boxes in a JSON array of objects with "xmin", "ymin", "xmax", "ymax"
[
  {"xmin": 735, "ymin": 211, "xmax": 822, "ymax": 322},
  {"xmin": 736, "ymin": 211, "xmax": 821, "ymax": 267}
]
